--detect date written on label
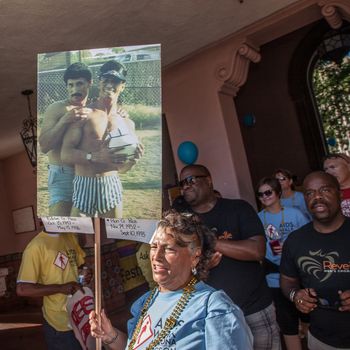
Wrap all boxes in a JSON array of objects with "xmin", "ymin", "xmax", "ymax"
[
  {"xmin": 41, "ymin": 217, "xmax": 94, "ymax": 234},
  {"xmin": 105, "ymin": 219, "xmax": 158, "ymax": 243}
]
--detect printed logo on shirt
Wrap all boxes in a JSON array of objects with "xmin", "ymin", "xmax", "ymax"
[
  {"xmin": 265, "ymin": 224, "xmax": 279, "ymax": 239},
  {"xmin": 134, "ymin": 315, "xmax": 153, "ymax": 349},
  {"xmin": 153, "ymin": 317, "xmax": 177, "ymax": 349},
  {"xmin": 297, "ymin": 249, "xmax": 350, "ymax": 282},
  {"xmin": 280, "ymin": 222, "xmax": 296, "ymax": 233},
  {"xmin": 54, "ymin": 251, "xmax": 69, "ymax": 270},
  {"xmin": 323, "ymin": 260, "xmax": 350, "ymax": 273},
  {"xmin": 218, "ymin": 231, "xmax": 233, "ymax": 240}
]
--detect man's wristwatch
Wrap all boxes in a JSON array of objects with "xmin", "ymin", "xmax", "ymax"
[{"xmin": 86, "ymin": 152, "xmax": 92, "ymax": 161}]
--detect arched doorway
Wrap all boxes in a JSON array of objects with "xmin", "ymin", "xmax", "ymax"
[
  {"xmin": 289, "ymin": 20, "xmax": 350, "ymax": 167},
  {"xmin": 309, "ymin": 24, "xmax": 350, "ymax": 155}
]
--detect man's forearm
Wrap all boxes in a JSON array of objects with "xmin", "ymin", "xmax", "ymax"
[
  {"xmin": 16, "ymin": 281, "xmax": 81, "ymax": 297},
  {"xmin": 215, "ymin": 236, "xmax": 266, "ymax": 261},
  {"xmin": 61, "ymin": 146, "xmax": 125, "ymax": 169},
  {"xmin": 39, "ymin": 118, "xmax": 68, "ymax": 154},
  {"xmin": 102, "ymin": 328, "xmax": 128, "ymax": 350},
  {"xmin": 280, "ymin": 274, "xmax": 300, "ymax": 300},
  {"xmin": 17, "ymin": 282, "xmax": 65, "ymax": 297}
]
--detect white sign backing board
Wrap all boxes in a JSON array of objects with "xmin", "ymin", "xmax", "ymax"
[
  {"xmin": 42, "ymin": 217, "xmax": 94, "ymax": 234},
  {"xmin": 105, "ymin": 218, "xmax": 157, "ymax": 243}
]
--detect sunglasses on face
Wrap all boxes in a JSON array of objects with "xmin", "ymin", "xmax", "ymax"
[
  {"xmin": 276, "ymin": 176, "xmax": 287, "ymax": 182},
  {"xmin": 179, "ymin": 175, "xmax": 207, "ymax": 188},
  {"xmin": 257, "ymin": 189, "xmax": 274, "ymax": 198}
]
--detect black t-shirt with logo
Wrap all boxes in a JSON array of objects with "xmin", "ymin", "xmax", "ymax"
[
  {"xmin": 280, "ymin": 219, "xmax": 350, "ymax": 348},
  {"xmin": 193, "ymin": 198, "xmax": 272, "ymax": 316}
]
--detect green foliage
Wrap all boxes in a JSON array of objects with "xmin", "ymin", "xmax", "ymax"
[
  {"xmin": 312, "ymin": 55, "xmax": 350, "ymax": 153},
  {"xmin": 124, "ymin": 104, "xmax": 161, "ymax": 130}
]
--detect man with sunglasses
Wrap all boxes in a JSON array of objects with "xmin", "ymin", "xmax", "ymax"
[
  {"xmin": 177, "ymin": 165, "xmax": 281, "ymax": 350},
  {"xmin": 323, "ymin": 153, "xmax": 350, "ymax": 217},
  {"xmin": 280, "ymin": 171, "xmax": 350, "ymax": 349}
]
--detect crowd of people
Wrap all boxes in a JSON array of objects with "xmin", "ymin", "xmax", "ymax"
[
  {"xmin": 15, "ymin": 57, "xmax": 350, "ymax": 350},
  {"xmin": 18, "ymin": 149, "xmax": 350, "ymax": 350},
  {"xmin": 171, "ymin": 162, "xmax": 350, "ymax": 350}
]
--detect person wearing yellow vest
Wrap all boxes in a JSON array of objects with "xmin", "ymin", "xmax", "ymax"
[{"xmin": 17, "ymin": 231, "xmax": 90, "ymax": 350}]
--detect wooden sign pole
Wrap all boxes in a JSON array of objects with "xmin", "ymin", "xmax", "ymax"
[{"xmin": 94, "ymin": 217, "xmax": 102, "ymax": 350}]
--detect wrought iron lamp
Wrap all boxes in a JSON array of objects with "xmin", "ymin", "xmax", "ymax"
[{"xmin": 20, "ymin": 89, "xmax": 37, "ymax": 167}]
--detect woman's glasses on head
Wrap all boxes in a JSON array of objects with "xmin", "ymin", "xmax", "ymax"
[
  {"xmin": 179, "ymin": 175, "xmax": 207, "ymax": 188},
  {"xmin": 257, "ymin": 189, "xmax": 273, "ymax": 198}
]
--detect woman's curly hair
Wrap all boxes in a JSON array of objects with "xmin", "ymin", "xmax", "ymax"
[{"xmin": 156, "ymin": 210, "xmax": 216, "ymax": 281}]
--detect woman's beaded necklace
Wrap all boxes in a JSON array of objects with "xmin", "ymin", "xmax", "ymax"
[{"xmin": 127, "ymin": 276, "xmax": 197, "ymax": 350}]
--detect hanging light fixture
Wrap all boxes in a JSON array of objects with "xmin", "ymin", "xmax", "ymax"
[{"xmin": 20, "ymin": 89, "xmax": 37, "ymax": 167}]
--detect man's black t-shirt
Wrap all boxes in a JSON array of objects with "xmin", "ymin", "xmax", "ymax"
[
  {"xmin": 280, "ymin": 219, "xmax": 350, "ymax": 348},
  {"xmin": 193, "ymin": 198, "xmax": 272, "ymax": 315}
]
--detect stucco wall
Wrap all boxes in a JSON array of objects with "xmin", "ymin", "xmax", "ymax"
[
  {"xmin": 0, "ymin": 152, "xmax": 38, "ymax": 255},
  {"xmin": 0, "ymin": 161, "xmax": 14, "ymax": 255}
]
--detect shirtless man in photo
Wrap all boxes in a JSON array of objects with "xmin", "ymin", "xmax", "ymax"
[
  {"xmin": 61, "ymin": 60, "xmax": 143, "ymax": 218},
  {"xmin": 39, "ymin": 63, "xmax": 93, "ymax": 216}
]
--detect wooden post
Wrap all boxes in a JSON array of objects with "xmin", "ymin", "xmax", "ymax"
[{"xmin": 94, "ymin": 217, "xmax": 102, "ymax": 350}]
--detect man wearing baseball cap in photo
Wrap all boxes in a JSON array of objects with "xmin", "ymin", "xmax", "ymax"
[
  {"xmin": 99, "ymin": 60, "xmax": 127, "ymax": 82},
  {"xmin": 61, "ymin": 60, "xmax": 143, "ymax": 218}
]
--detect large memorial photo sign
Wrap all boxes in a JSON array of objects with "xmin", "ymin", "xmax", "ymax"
[{"xmin": 37, "ymin": 45, "xmax": 162, "ymax": 221}]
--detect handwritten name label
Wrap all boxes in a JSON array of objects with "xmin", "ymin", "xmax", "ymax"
[
  {"xmin": 105, "ymin": 219, "xmax": 157, "ymax": 243},
  {"xmin": 41, "ymin": 217, "xmax": 94, "ymax": 234}
]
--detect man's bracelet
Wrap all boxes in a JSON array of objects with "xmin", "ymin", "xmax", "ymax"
[
  {"xmin": 289, "ymin": 288, "xmax": 298, "ymax": 302},
  {"xmin": 103, "ymin": 328, "xmax": 119, "ymax": 345}
]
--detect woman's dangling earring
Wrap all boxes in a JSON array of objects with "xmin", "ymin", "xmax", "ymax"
[{"xmin": 191, "ymin": 266, "xmax": 197, "ymax": 275}]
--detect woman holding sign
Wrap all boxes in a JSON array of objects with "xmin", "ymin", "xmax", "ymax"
[{"xmin": 89, "ymin": 210, "xmax": 253, "ymax": 349}]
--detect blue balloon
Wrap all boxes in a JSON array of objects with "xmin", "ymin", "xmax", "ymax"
[
  {"xmin": 243, "ymin": 113, "xmax": 256, "ymax": 127},
  {"xmin": 177, "ymin": 141, "xmax": 198, "ymax": 165}
]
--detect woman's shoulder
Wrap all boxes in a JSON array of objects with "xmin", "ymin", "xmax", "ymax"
[
  {"xmin": 196, "ymin": 282, "xmax": 242, "ymax": 312},
  {"xmin": 195, "ymin": 281, "xmax": 226, "ymax": 301},
  {"xmin": 130, "ymin": 289, "xmax": 154, "ymax": 315},
  {"xmin": 283, "ymin": 206, "xmax": 303, "ymax": 215},
  {"xmin": 294, "ymin": 191, "xmax": 307, "ymax": 204},
  {"xmin": 283, "ymin": 206, "xmax": 309, "ymax": 222},
  {"xmin": 295, "ymin": 190, "xmax": 304, "ymax": 198}
]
